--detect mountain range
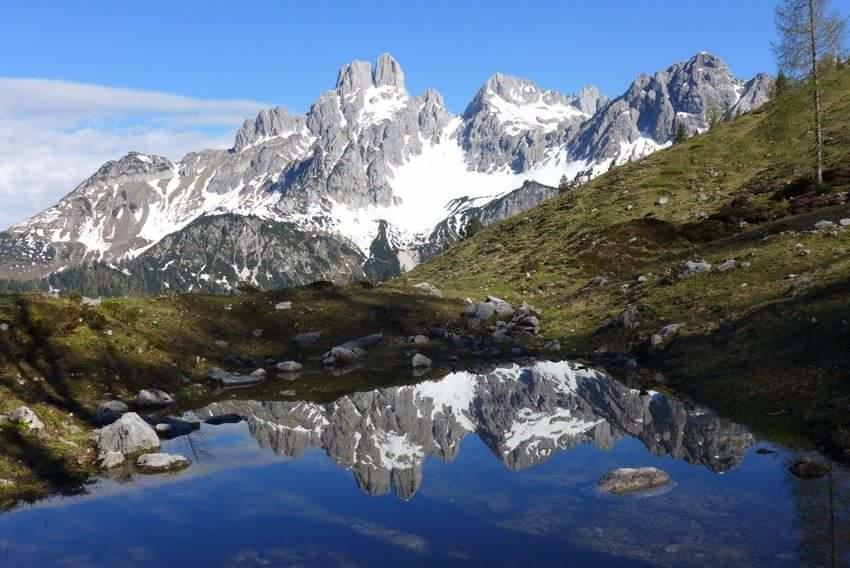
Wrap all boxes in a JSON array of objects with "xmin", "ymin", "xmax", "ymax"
[
  {"xmin": 0, "ymin": 52, "xmax": 773, "ymax": 293},
  {"xmin": 196, "ymin": 361, "xmax": 753, "ymax": 500}
]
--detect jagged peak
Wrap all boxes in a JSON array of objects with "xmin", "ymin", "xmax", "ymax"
[
  {"xmin": 335, "ymin": 59, "xmax": 374, "ymax": 94},
  {"xmin": 373, "ymin": 53, "xmax": 405, "ymax": 90}
]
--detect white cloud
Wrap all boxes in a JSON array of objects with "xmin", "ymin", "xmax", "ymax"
[{"xmin": 0, "ymin": 77, "xmax": 273, "ymax": 229}]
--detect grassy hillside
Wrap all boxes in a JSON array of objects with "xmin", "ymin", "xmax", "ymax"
[{"xmin": 400, "ymin": 63, "xmax": 850, "ymax": 448}]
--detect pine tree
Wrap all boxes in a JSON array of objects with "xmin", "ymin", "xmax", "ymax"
[
  {"xmin": 675, "ymin": 121, "xmax": 688, "ymax": 144},
  {"xmin": 772, "ymin": 71, "xmax": 791, "ymax": 99}
]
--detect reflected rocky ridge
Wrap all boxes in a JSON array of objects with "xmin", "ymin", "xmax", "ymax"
[{"xmin": 195, "ymin": 361, "xmax": 753, "ymax": 499}]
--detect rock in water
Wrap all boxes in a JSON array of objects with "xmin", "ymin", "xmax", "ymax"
[
  {"xmin": 134, "ymin": 389, "xmax": 175, "ymax": 408},
  {"xmin": 411, "ymin": 353, "xmax": 432, "ymax": 368},
  {"xmin": 598, "ymin": 467, "xmax": 671, "ymax": 494},
  {"xmin": 789, "ymin": 458, "xmax": 829, "ymax": 479},
  {"xmin": 100, "ymin": 451, "xmax": 125, "ymax": 469},
  {"xmin": 94, "ymin": 412, "xmax": 160, "ymax": 457},
  {"xmin": 207, "ymin": 367, "xmax": 264, "ymax": 387},
  {"xmin": 10, "ymin": 406, "xmax": 44, "ymax": 432},
  {"xmin": 136, "ymin": 453, "xmax": 191, "ymax": 473}
]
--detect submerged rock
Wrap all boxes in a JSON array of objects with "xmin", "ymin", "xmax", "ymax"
[
  {"xmin": 598, "ymin": 467, "xmax": 671, "ymax": 494},
  {"xmin": 155, "ymin": 417, "xmax": 200, "ymax": 439},
  {"xmin": 10, "ymin": 406, "xmax": 44, "ymax": 432},
  {"xmin": 134, "ymin": 389, "xmax": 175, "ymax": 408},
  {"xmin": 205, "ymin": 413, "xmax": 242, "ymax": 426},
  {"xmin": 94, "ymin": 412, "xmax": 159, "ymax": 458},
  {"xmin": 789, "ymin": 458, "xmax": 829, "ymax": 479},
  {"xmin": 207, "ymin": 367, "xmax": 264, "ymax": 387},
  {"xmin": 136, "ymin": 453, "xmax": 191, "ymax": 473}
]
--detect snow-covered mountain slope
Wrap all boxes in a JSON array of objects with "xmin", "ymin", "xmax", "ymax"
[{"xmin": 0, "ymin": 52, "xmax": 773, "ymax": 291}]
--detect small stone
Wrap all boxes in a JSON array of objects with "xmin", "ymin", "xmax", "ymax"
[
  {"xmin": 839, "ymin": 218, "xmax": 850, "ymax": 227},
  {"xmin": 100, "ymin": 451, "xmax": 125, "ymax": 469},
  {"xmin": 411, "ymin": 353, "xmax": 432, "ymax": 368},
  {"xmin": 276, "ymin": 361, "xmax": 303, "ymax": 373},
  {"xmin": 10, "ymin": 406, "xmax": 44, "ymax": 431},
  {"xmin": 413, "ymin": 282, "xmax": 443, "ymax": 298},
  {"xmin": 251, "ymin": 328, "xmax": 264, "ymax": 338},
  {"xmin": 588, "ymin": 275, "xmax": 609, "ymax": 287},
  {"xmin": 678, "ymin": 259, "xmax": 712, "ymax": 279},
  {"xmin": 814, "ymin": 220, "xmax": 835, "ymax": 230},
  {"xmin": 411, "ymin": 335, "xmax": 429, "ymax": 345},
  {"xmin": 655, "ymin": 196, "xmax": 669, "ymax": 206},
  {"xmin": 134, "ymin": 389, "xmax": 175, "ymax": 408},
  {"xmin": 250, "ymin": 368, "xmax": 267, "ymax": 378},
  {"xmin": 715, "ymin": 259, "xmax": 737, "ymax": 272},
  {"xmin": 136, "ymin": 453, "xmax": 191, "ymax": 473},
  {"xmin": 274, "ymin": 301, "xmax": 293, "ymax": 311},
  {"xmin": 214, "ymin": 340, "xmax": 229, "ymax": 349},
  {"xmin": 0, "ymin": 323, "xmax": 8, "ymax": 332}
]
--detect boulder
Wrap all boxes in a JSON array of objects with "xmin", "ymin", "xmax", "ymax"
[
  {"xmin": 207, "ymin": 367, "xmax": 264, "ymax": 387},
  {"xmin": 134, "ymin": 389, "xmax": 175, "ymax": 408},
  {"xmin": 276, "ymin": 361, "xmax": 303, "ymax": 373},
  {"xmin": 95, "ymin": 400, "xmax": 129, "ymax": 425},
  {"xmin": 411, "ymin": 335, "xmax": 429, "ymax": 345},
  {"xmin": 789, "ymin": 458, "xmax": 829, "ymax": 479},
  {"xmin": 839, "ymin": 218, "xmax": 850, "ymax": 227},
  {"xmin": 291, "ymin": 331, "xmax": 321, "ymax": 348},
  {"xmin": 351, "ymin": 333, "xmax": 384, "ymax": 349},
  {"xmin": 413, "ymin": 282, "xmax": 443, "ymax": 298},
  {"xmin": 715, "ymin": 259, "xmax": 737, "ymax": 272},
  {"xmin": 411, "ymin": 353, "xmax": 432, "ymax": 368},
  {"xmin": 323, "ymin": 346, "xmax": 367, "ymax": 366},
  {"xmin": 250, "ymin": 368, "xmax": 267, "ymax": 378},
  {"xmin": 598, "ymin": 467, "xmax": 671, "ymax": 494},
  {"xmin": 486, "ymin": 296, "xmax": 514, "ymax": 317},
  {"xmin": 136, "ymin": 453, "xmax": 191, "ymax": 474},
  {"xmin": 650, "ymin": 323, "xmax": 684, "ymax": 348},
  {"xmin": 10, "ymin": 406, "xmax": 44, "ymax": 431},
  {"xmin": 678, "ymin": 260, "xmax": 712, "ymax": 279},
  {"xmin": 464, "ymin": 302, "xmax": 496, "ymax": 321},
  {"xmin": 100, "ymin": 451, "xmax": 125, "ymax": 469},
  {"xmin": 94, "ymin": 412, "xmax": 160, "ymax": 457},
  {"xmin": 274, "ymin": 301, "xmax": 292, "ymax": 311}
]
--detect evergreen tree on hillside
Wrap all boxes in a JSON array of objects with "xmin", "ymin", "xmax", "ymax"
[{"xmin": 674, "ymin": 120, "xmax": 688, "ymax": 144}]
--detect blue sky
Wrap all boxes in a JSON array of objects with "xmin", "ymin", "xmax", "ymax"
[{"xmin": 0, "ymin": 0, "xmax": 847, "ymax": 228}]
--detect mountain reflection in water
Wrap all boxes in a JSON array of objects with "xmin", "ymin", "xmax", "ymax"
[{"xmin": 195, "ymin": 360, "xmax": 754, "ymax": 499}]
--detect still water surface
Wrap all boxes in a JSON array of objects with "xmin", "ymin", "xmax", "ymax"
[{"xmin": 0, "ymin": 361, "xmax": 846, "ymax": 567}]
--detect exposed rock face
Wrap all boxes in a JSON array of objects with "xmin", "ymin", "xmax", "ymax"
[
  {"xmin": 194, "ymin": 360, "xmax": 753, "ymax": 500},
  {"xmin": 94, "ymin": 412, "xmax": 160, "ymax": 458},
  {"xmin": 0, "ymin": 53, "xmax": 771, "ymax": 291}
]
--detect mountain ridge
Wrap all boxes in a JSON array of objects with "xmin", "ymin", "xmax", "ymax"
[{"xmin": 0, "ymin": 52, "xmax": 773, "ymax": 293}]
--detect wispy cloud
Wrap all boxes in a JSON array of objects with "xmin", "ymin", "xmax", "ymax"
[{"xmin": 0, "ymin": 77, "xmax": 273, "ymax": 229}]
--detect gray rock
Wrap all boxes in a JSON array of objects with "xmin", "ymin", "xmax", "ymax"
[
  {"xmin": 678, "ymin": 259, "xmax": 712, "ymax": 279},
  {"xmin": 252, "ymin": 328, "xmax": 264, "ymax": 338},
  {"xmin": 598, "ymin": 467, "xmax": 671, "ymax": 494},
  {"xmin": 715, "ymin": 259, "xmax": 737, "ymax": 272},
  {"xmin": 486, "ymin": 296, "xmax": 514, "ymax": 317},
  {"xmin": 650, "ymin": 323, "xmax": 684, "ymax": 348},
  {"xmin": 10, "ymin": 406, "xmax": 44, "ymax": 431},
  {"xmin": 207, "ymin": 367, "xmax": 264, "ymax": 387},
  {"xmin": 292, "ymin": 331, "xmax": 321, "ymax": 348},
  {"xmin": 94, "ymin": 412, "xmax": 160, "ymax": 457},
  {"xmin": 655, "ymin": 196, "xmax": 669, "ymax": 206},
  {"xmin": 81, "ymin": 296, "xmax": 102, "ymax": 307},
  {"xmin": 413, "ymin": 282, "xmax": 443, "ymax": 297},
  {"xmin": 814, "ymin": 220, "xmax": 835, "ymax": 230},
  {"xmin": 839, "ymin": 218, "xmax": 850, "ymax": 227},
  {"xmin": 136, "ymin": 452, "xmax": 191, "ymax": 473},
  {"xmin": 274, "ymin": 301, "xmax": 292, "ymax": 311},
  {"xmin": 95, "ymin": 400, "xmax": 129, "ymax": 425},
  {"xmin": 276, "ymin": 361, "xmax": 303, "ymax": 373},
  {"xmin": 250, "ymin": 368, "xmax": 268, "ymax": 378},
  {"xmin": 100, "ymin": 451, "xmax": 125, "ymax": 469},
  {"xmin": 411, "ymin": 335, "xmax": 429, "ymax": 345},
  {"xmin": 134, "ymin": 389, "xmax": 175, "ymax": 408},
  {"xmin": 588, "ymin": 275, "xmax": 609, "ymax": 287},
  {"xmin": 465, "ymin": 302, "xmax": 496, "ymax": 321},
  {"xmin": 411, "ymin": 353, "xmax": 432, "ymax": 368},
  {"xmin": 323, "ymin": 346, "xmax": 368, "ymax": 366},
  {"xmin": 155, "ymin": 417, "xmax": 200, "ymax": 438}
]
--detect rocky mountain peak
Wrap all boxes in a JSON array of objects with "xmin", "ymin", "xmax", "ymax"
[
  {"xmin": 335, "ymin": 59, "xmax": 374, "ymax": 95},
  {"xmin": 373, "ymin": 53, "xmax": 405, "ymax": 90},
  {"xmin": 574, "ymin": 85, "xmax": 608, "ymax": 115},
  {"xmin": 233, "ymin": 106, "xmax": 302, "ymax": 152}
]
